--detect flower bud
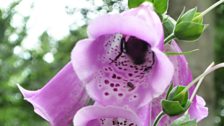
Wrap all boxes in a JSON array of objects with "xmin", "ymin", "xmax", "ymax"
[
  {"xmin": 174, "ymin": 8, "xmax": 206, "ymax": 41},
  {"xmin": 162, "ymin": 86, "xmax": 191, "ymax": 116}
]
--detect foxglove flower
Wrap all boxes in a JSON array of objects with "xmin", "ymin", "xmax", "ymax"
[
  {"xmin": 149, "ymin": 41, "xmax": 208, "ymax": 125},
  {"xmin": 19, "ymin": 3, "xmax": 174, "ymax": 126},
  {"xmin": 18, "ymin": 62, "xmax": 89, "ymax": 126},
  {"xmin": 73, "ymin": 104, "xmax": 150, "ymax": 126},
  {"xmin": 71, "ymin": 3, "xmax": 174, "ymax": 109}
]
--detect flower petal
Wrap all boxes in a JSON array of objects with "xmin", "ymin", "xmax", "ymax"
[
  {"xmin": 88, "ymin": 3, "xmax": 163, "ymax": 48},
  {"xmin": 73, "ymin": 105, "xmax": 149, "ymax": 126},
  {"xmin": 165, "ymin": 41, "xmax": 192, "ymax": 87},
  {"xmin": 188, "ymin": 95, "xmax": 208, "ymax": 122},
  {"xmin": 18, "ymin": 62, "xmax": 89, "ymax": 126}
]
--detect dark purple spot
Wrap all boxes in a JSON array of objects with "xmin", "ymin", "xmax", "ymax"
[
  {"xmin": 129, "ymin": 123, "xmax": 134, "ymax": 126},
  {"xmin": 104, "ymin": 92, "xmax": 109, "ymax": 96},
  {"xmin": 117, "ymin": 76, "xmax": 121, "ymax": 79},
  {"xmin": 115, "ymin": 83, "xmax": 120, "ymax": 87},
  {"xmin": 118, "ymin": 93, "xmax": 123, "ymax": 97},
  {"xmin": 128, "ymin": 73, "xmax": 133, "ymax": 77},
  {"xmin": 108, "ymin": 67, "xmax": 112, "ymax": 71},
  {"xmin": 113, "ymin": 88, "xmax": 118, "ymax": 92},
  {"xmin": 112, "ymin": 74, "xmax": 116, "ymax": 78},
  {"xmin": 104, "ymin": 80, "xmax": 109, "ymax": 84},
  {"xmin": 110, "ymin": 83, "xmax": 114, "ymax": 87}
]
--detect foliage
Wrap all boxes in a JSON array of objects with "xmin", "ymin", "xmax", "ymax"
[
  {"xmin": 1, "ymin": 0, "xmax": 224, "ymax": 125},
  {"xmin": 0, "ymin": 0, "xmax": 126, "ymax": 125},
  {"xmin": 215, "ymin": 3, "xmax": 224, "ymax": 126},
  {"xmin": 0, "ymin": 1, "xmax": 86, "ymax": 125}
]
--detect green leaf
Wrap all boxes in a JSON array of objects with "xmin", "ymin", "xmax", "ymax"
[
  {"xmin": 128, "ymin": 0, "xmax": 146, "ymax": 8},
  {"xmin": 171, "ymin": 114, "xmax": 197, "ymax": 126},
  {"xmin": 166, "ymin": 49, "xmax": 199, "ymax": 56},
  {"xmin": 174, "ymin": 22, "xmax": 205, "ymax": 41},
  {"xmin": 153, "ymin": 0, "xmax": 168, "ymax": 14}
]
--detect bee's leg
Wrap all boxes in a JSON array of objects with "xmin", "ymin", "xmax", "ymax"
[{"xmin": 110, "ymin": 37, "xmax": 125, "ymax": 64}]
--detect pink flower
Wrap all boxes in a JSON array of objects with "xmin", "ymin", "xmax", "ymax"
[
  {"xmin": 71, "ymin": 3, "xmax": 174, "ymax": 109},
  {"xmin": 19, "ymin": 3, "xmax": 175, "ymax": 126}
]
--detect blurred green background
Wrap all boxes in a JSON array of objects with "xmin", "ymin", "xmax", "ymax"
[{"xmin": 0, "ymin": 0, "xmax": 224, "ymax": 126}]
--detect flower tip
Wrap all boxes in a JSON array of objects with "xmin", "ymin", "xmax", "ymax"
[{"xmin": 17, "ymin": 84, "xmax": 38, "ymax": 99}]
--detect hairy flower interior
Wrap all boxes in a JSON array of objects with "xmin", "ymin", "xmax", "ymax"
[
  {"xmin": 94, "ymin": 33, "xmax": 156, "ymax": 103},
  {"xmin": 98, "ymin": 117, "xmax": 137, "ymax": 126}
]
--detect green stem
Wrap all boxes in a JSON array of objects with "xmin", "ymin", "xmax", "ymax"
[
  {"xmin": 164, "ymin": 33, "xmax": 175, "ymax": 44},
  {"xmin": 184, "ymin": 63, "xmax": 215, "ymax": 115},
  {"xmin": 189, "ymin": 62, "xmax": 214, "ymax": 102},
  {"xmin": 153, "ymin": 111, "xmax": 165, "ymax": 126},
  {"xmin": 194, "ymin": 0, "xmax": 224, "ymax": 20},
  {"xmin": 180, "ymin": 62, "xmax": 224, "ymax": 95},
  {"xmin": 201, "ymin": 0, "xmax": 224, "ymax": 17}
]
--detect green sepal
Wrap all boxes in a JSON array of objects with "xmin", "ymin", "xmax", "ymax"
[
  {"xmin": 166, "ymin": 83, "xmax": 174, "ymax": 99},
  {"xmin": 153, "ymin": 0, "xmax": 168, "ymax": 14},
  {"xmin": 177, "ymin": 8, "xmax": 198, "ymax": 23},
  {"xmin": 162, "ymin": 15, "xmax": 176, "ymax": 37},
  {"xmin": 168, "ymin": 86, "xmax": 188, "ymax": 107},
  {"xmin": 162, "ymin": 100, "xmax": 191, "ymax": 116},
  {"xmin": 171, "ymin": 114, "xmax": 197, "ymax": 126}
]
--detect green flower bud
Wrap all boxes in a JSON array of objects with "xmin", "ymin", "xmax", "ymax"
[
  {"xmin": 174, "ymin": 8, "xmax": 206, "ymax": 41},
  {"xmin": 162, "ymin": 86, "xmax": 191, "ymax": 116}
]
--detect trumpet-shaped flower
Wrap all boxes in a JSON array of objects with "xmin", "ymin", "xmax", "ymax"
[
  {"xmin": 19, "ymin": 3, "xmax": 175, "ymax": 126},
  {"xmin": 71, "ymin": 3, "xmax": 174, "ymax": 109}
]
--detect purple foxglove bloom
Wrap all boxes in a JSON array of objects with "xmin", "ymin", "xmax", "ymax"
[
  {"xmin": 71, "ymin": 3, "xmax": 174, "ymax": 109},
  {"xmin": 149, "ymin": 41, "xmax": 208, "ymax": 125},
  {"xmin": 73, "ymin": 104, "xmax": 150, "ymax": 126},
  {"xmin": 18, "ymin": 62, "xmax": 89, "ymax": 126}
]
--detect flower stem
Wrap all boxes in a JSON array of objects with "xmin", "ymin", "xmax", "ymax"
[
  {"xmin": 153, "ymin": 111, "xmax": 165, "ymax": 126},
  {"xmin": 194, "ymin": 0, "xmax": 224, "ymax": 20},
  {"xmin": 184, "ymin": 62, "xmax": 215, "ymax": 115},
  {"xmin": 189, "ymin": 62, "xmax": 215, "ymax": 102},
  {"xmin": 164, "ymin": 33, "xmax": 175, "ymax": 44},
  {"xmin": 181, "ymin": 62, "xmax": 224, "ymax": 95},
  {"xmin": 201, "ymin": 0, "xmax": 224, "ymax": 17}
]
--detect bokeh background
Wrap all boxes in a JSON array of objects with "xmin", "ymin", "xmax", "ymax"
[{"xmin": 0, "ymin": 0, "xmax": 223, "ymax": 126}]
